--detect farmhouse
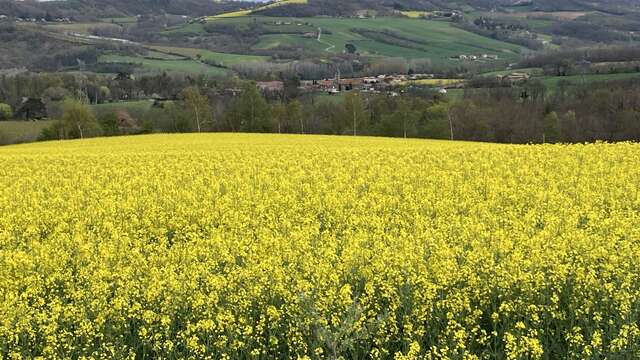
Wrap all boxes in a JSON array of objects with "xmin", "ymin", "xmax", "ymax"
[
  {"xmin": 317, "ymin": 79, "xmax": 335, "ymax": 90},
  {"xmin": 299, "ymin": 80, "xmax": 320, "ymax": 91},
  {"xmin": 408, "ymin": 73, "xmax": 434, "ymax": 80},
  {"xmin": 456, "ymin": 54, "xmax": 498, "ymax": 61},
  {"xmin": 339, "ymin": 78, "xmax": 363, "ymax": 91},
  {"xmin": 15, "ymin": 98, "xmax": 47, "ymax": 120},
  {"xmin": 257, "ymin": 81, "xmax": 284, "ymax": 92},
  {"xmin": 482, "ymin": 54, "xmax": 499, "ymax": 60},
  {"xmin": 497, "ymin": 72, "xmax": 531, "ymax": 83}
]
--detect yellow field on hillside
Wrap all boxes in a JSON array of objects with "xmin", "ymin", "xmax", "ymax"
[
  {"xmin": 1, "ymin": 134, "xmax": 640, "ymax": 358},
  {"xmin": 208, "ymin": 0, "xmax": 308, "ymax": 19},
  {"xmin": 400, "ymin": 11, "xmax": 432, "ymax": 18},
  {"xmin": 407, "ymin": 78, "xmax": 463, "ymax": 86}
]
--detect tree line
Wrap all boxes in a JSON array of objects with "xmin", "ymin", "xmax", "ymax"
[
  {"xmin": 452, "ymin": 79, "xmax": 640, "ymax": 143},
  {"xmin": 517, "ymin": 45, "xmax": 640, "ymax": 76},
  {"xmin": 31, "ymin": 77, "xmax": 640, "ymax": 145},
  {"xmin": 37, "ymin": 83, "xmax": 453, "ymax": 141},
  {"xmin": 3, "ymin": 71, "xmax": 640, "ymax": 145}
]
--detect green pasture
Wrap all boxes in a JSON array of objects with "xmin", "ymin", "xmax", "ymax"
[
  {"xmin": 198, "ymin": 16, "xmax": 526, "ymax": 62},
  {"xmin": 539, "ymin": 72, "xmax": 640, "ymax": 88},
  {"xmin": 479, "ymin": 67, "xmax": 544, "ymax": 77},
  {"xmin": 101, "ymin": 17, "xmax": 138, "ymax": 24},
  {"xmin": 146, "ymin": 46, "xmax": 269, "ymax": 66},
  {"xmin": 92, "ymin": 100, "xmax": 153, "ymax": 119},
  {"xmin": 99, "ymin": 54, "xmax": 230, "ymax": 76},
  {"xmin": 0, "ymin": 120, "xmax": 55, "ymax": 145}
]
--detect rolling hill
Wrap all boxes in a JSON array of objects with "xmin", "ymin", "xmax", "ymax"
[
  {"xmin": 3, "ymin": 0, "xmax": 639, "ymax": 18},
  {"xmin": 251, "ymin": 0, "xmax": 640, "ymax": 16},
  {"xmin": 0, "ymin": 0, "xmax": 253, "ymax": 17},
  {"xmin": 243, "ymin": 16, "xmax": 525, "ymax": 61}
]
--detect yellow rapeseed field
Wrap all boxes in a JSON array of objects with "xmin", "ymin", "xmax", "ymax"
[
  {"xmin": 1, "ymin": 134, "xmax": 640, "ymax": 359},
  {"xmin": 207, "ymin": 0, "xmax": 308, "ymax": 19},
  {"xmin": 400, "ymin": 11, "xmax": 432, "ymax": 19}
]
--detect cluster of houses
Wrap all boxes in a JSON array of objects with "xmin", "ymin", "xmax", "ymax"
[
  {"xmin": 431, "ymin": 10, "xmax": 463, "ymax": 20},
  {"xmin": 298, "ymin": 75, "xmax": 406, "ymax": 94},
  {"xmin": 453, "ymin": 54, "xmax": 500, "ymax": 61},
  {"xmin": 496, "ymin": 72, "xmax": 531, "ymax": 83},
  {"xmin": 420, "ymin": 10, "xmax": 463, "ymax": 21},
  {"xmin": 272, "ymin": 21, "xmax": 308, "ymax": 26},
  {"xmin": 2, "ymin": 16, "xmax": 72, "ymax": 23},
  {"xmin": 256, "ymin": 81, "xmax": 285, "ymax": 92},
  {"xmin": 256, "ymin": 73, "xmax": 458, "ymax": 96}
]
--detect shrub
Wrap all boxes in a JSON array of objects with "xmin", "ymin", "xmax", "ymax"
[{"xmin": 0, "ymin": 103, "xmax": 12, "ymax": 120}]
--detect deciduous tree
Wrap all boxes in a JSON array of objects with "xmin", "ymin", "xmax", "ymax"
[
  {"xmin": 182, "ymin": 86, "xmax": 213, "ymax": 133},
  {"xmin": 0, "ymin": 103, "xmax": 12, "ymax": 121},
  {"xmin": 61, "ymin": 98, "xmax": 100, "ymax": 139}
]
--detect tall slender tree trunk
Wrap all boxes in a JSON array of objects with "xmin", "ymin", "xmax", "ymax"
[
  {"xmin": 251, "ymin": 101, "xmax": 255, "ymax": 131},
  {"xmin": 403, "ymin": 117, "xmax": 407, "ymax": 139},
  {"xmin": 353, "ymin": 107, "xmax": 357, "ymax": 136},
  {"xmin": 195, "ymin": 103, "xmax": 201, "ymax": 133}
]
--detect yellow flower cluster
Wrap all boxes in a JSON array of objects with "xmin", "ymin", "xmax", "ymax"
[{"xmin": 1, "ymin": 134, "xmax": 639, "ymax": 359}]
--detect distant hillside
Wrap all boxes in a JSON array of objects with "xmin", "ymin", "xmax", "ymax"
[
  {"xmin": 256, "ymin": 0, "xmax": 640, "ymax": 16},
  {"xmin": 1, "ymin": 0, "xmax": 638, "ymax": 19},
  {"xmin": 427, "ymin": 0, "xmax": 639, "ymax": 12},
  {"xmin": 0, "ymin": 0, "xmax": 255, "ymax": 18}
]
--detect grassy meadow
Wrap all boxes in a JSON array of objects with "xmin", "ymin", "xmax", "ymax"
[
  {"xmin": 539, "ymin": 72, "xmax": 640, "ymax": 87},
  {"xmin": 99, "ymin": 54, "xmax": 231, "ymax": 76},
  {"xmin": 0, "ymin": 120, "xmax": 55, "ymax": 145},
  {"xmin": 91, "ymin": 100, "xmax": 154, "ymax": 119},
  {"xmin": 146, "ymin": 45, "xmax": 269, "ymax": 66},
  {"xmin": 256, "ymin": 17, "xmax": 525, "ymax": 61},
  {"xmin": 174, "ymin": 16, "xmax": 526, "ymax": 62},
  {"xmin": 1, "ymin": 134, "xmax": 639, "ymax": 358}
]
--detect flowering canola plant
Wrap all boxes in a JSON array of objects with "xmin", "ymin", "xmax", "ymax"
[{"xmin": 0, "ymin": 134, "xmax": 639, "ymax": 359}]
